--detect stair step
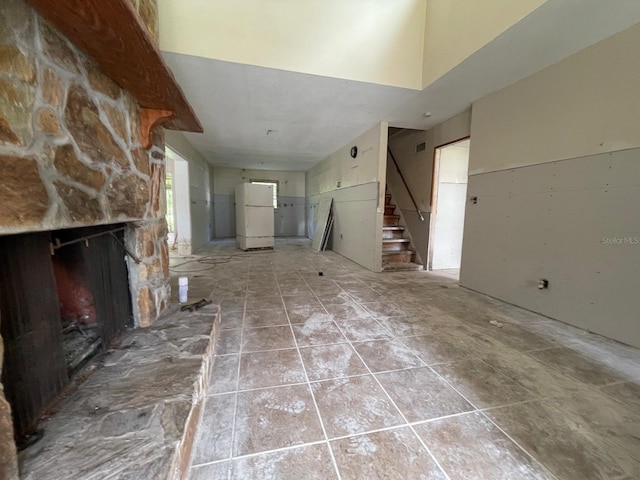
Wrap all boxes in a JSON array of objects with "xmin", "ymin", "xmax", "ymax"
[
  {"xmin": 382, "ymin": 238, "xmax": 411, "ymax": 251},
  {"xmin": 382, "ymin": 262, "xmax": 424, "ymax": 272},
  {"xmin": 382, "ymin": 250, "xmax": 415, "ymax": 263},
  {"xmin": 384, "ymin": 205, "xmax": 396, "ymax": 215},
  {"xmin": 382, "ymin": 229, "xmax": 404, "ymax": 239},
  {"xmin": 383, "ymin": 215, "xmax": 400, "ymax": 227},
  {"xmin": 384, "ymin": 193, "xmax": 392, "ymax": 206},
  {"xmin": 383, "ymin": 242, "xmax": 411, "ymax": 252}
]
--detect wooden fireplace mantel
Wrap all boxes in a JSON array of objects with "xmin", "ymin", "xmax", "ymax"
[{"xmin": 26, "ymin": 0, "xmax": 203, "ymax": 148}]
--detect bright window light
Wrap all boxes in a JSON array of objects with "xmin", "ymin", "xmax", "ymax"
[{"xmin": 250, "ymin": 181, "xmax": 278, "ymax": 208}]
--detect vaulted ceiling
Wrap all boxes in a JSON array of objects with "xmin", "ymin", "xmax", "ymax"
[{"xmin": 161, "ymin": 1, "xmax": 640, "ymax": 171}]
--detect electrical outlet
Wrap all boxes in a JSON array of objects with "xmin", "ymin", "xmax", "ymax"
[
  {"xmin": 538, "ymin": 279, "xmax": 549, "ymax": 289},
  {"xmin": 336, "ymin": 181, "xmax": 341, "ymax": 188}
]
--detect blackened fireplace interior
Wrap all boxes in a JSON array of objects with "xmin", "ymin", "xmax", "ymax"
[{"xmin": 0, "ymin": 224, "xmax": 133, "ymax": 447}]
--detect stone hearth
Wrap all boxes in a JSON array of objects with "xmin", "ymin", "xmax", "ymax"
[{"xmin": 19, "ymin": 304, "xmax": 220, "ymax": 480}]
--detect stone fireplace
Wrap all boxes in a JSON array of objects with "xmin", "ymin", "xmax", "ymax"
[
  {"xmin": 0, "ymin": 0, "xmax": 176, "ymax": 476},
  {"xmin": 0, "ymin": 225, "xmax": 138, "ymax": 446}
]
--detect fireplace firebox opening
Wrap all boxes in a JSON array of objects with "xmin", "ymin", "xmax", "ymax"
[{"xmin": 0, "ymin": 224, "xmax": 134, "ymax": 447}]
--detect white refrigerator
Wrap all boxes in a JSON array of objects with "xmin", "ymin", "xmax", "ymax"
[{"xmin": 235, "ymin": 183, "xmax": 275, "ymax": 250}]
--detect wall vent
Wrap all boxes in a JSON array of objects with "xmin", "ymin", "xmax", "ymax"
[{"xmin": 415, "ymin": 142, "xmax": 426, "ymax": 154}]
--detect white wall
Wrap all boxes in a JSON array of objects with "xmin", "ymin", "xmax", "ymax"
[
  {"xmin": 159, "ymin": 0, "xmax": 426, "ymax": 90},
  {"xmin": 306, "ymin": 122, "xmax": 388, "ymax": 272},
  {"xmin": 461, "ymin": 24, "xmax": 640, "ymax": 347},
  {"xmin": 169, "ymin": 153, "xmax": 192, "ymax": 255},
  {"xmin": 212, "ymin": 167, "xmax": 306, "ymax": 238},
  {"xmin": 165, "ymin": 131, "xmax": 213, "ymax": 253},
  {"xmin": 386, "ymin": 110, "xmax": 471, "ymax": 266},
  {"xmin": 213, "ymin": 168, "xmax": 305, "ymax": 197},
  {"xmin": 431, "ymin": 143, "xmax": 469, "ymax": 270}
]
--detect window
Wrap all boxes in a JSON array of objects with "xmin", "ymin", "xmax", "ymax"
[{"xmin": 250, "ymin": 180, "xmax": 278, "ymax": 208}]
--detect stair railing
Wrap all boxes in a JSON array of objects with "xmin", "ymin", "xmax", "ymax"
[{"xmin": 387, "ymin": 147, "xmax": 424, "ymax": 221}]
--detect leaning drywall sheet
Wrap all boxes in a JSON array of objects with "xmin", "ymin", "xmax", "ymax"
[{"xmin": 312, "ymin": 198, "xmax": 333, "ymax": 251}]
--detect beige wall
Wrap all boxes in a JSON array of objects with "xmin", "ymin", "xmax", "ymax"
[
  {"xmin": 306, "ymin": 122, "xmax": 388, "ymax": 272},
  {"xmin": 306, "ymin": 123, "xmax": 388, "ymax": 198},
  {"xmin": 469, "ymin": 23, "xmax": 640, "ymax": 175},
  {"xmin": 213, "ymin": 167, "xmax": 305, "ymax": 197},
  {"xmin": 159, "ymin": 0, "xmax": 426, "ymax": 90},
  {"xmin": 165, "ymin": 130, "xmax": 208, "ymax": 170},
  {"xmin": 422, "ymin": 0, "xmax": 548, "ymax": 88},
  {"xmin": 461, "ymin": 24, "xmax": 640, "ymax": 347}
]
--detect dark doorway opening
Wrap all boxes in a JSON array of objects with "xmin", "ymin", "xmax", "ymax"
[{"xmin": 0, "ymin": 225, "xmax": 133, "ymax": 446}]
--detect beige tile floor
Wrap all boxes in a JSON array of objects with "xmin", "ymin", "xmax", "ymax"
[{"xmin": 171, "ymin": 238, "xmax": 640, "ymax": 480}]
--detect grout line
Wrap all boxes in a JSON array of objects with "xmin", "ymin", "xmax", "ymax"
[
  {"xmin": 278, "ymin": 268, "xmax": 343, "ymax": 480},
  {"xmin": 301, "ymin": 275, "xmax": 451, "ymax": 480},
  {"xmin": 224, "ymin": 262, "xmax": 248, "ymax": 480},
  {"xmin": 238, "ymin": 344, "xmax": 299, "ymax": 355},
  {"xmin": 424, "ymin": 364, "xmax": 562, "ymax": 480},
  {"xmin": 207, "ymin": 362, "xmax": 457, "ymax": 398},
  {"xmin": 194, "ymin": 406, "xmax": 546, "ymax": 472},
  {"xmin": 188, "ymin": 239, "xmax": 633, "ymax": 480},
  {"xmin": 477, "ymin": 410, "xmax": 561, "ymax": 480},
  {"xmin": 519, "ymin": 346, "xmax": 629, "ymax": 393},
  {"xmin": 233, "ymin": 380, "xmax": 311, "ymax": 395},
  {"xmin": 191, "ymin": 439, "xmax": 329, "ymax": 470}
]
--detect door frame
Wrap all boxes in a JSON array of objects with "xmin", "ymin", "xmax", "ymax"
[{"xmin": 427, "ymin": 136, "xmax": 470, "ymax": 271}]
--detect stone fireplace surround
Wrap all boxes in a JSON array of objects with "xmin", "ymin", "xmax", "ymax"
[{"xmin": 0, "ymin": 0, "xmax": 191, "ymax": 477}]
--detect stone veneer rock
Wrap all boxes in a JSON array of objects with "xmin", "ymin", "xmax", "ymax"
[
  {"xmin": 0, "ymin": 0, "xmax": 168, "ymax": 325},
  {"xmin": 1, "ymin": 0, "xmax": 167, "ymax": 477}
]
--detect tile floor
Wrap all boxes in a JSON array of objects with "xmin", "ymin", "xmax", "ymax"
[{"xmin": 171, "ymin": 238, "xmax": 640, "ymax": 480}]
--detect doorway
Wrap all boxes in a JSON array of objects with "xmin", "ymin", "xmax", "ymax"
[
  {"xmin": 428, "ymin": 138, "xmax": 470, "ymax": 276},
  {"xmin": 165, "ymin": 147, "xmax": 192, "ymax": 255}
]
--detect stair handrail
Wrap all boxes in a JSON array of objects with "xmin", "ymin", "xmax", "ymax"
[{"xmin": 387, "ymin": 147, "xmax": 424, "ymax": 222}]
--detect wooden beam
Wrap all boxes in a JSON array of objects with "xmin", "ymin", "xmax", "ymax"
[{"xmin": 26, "ymin": 0, "xmax": 203, "ymax": 136}]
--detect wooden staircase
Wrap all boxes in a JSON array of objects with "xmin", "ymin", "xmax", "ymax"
[{"xmin": 383, "ymin": 191, "xmax": 423, "ymax": 271}]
